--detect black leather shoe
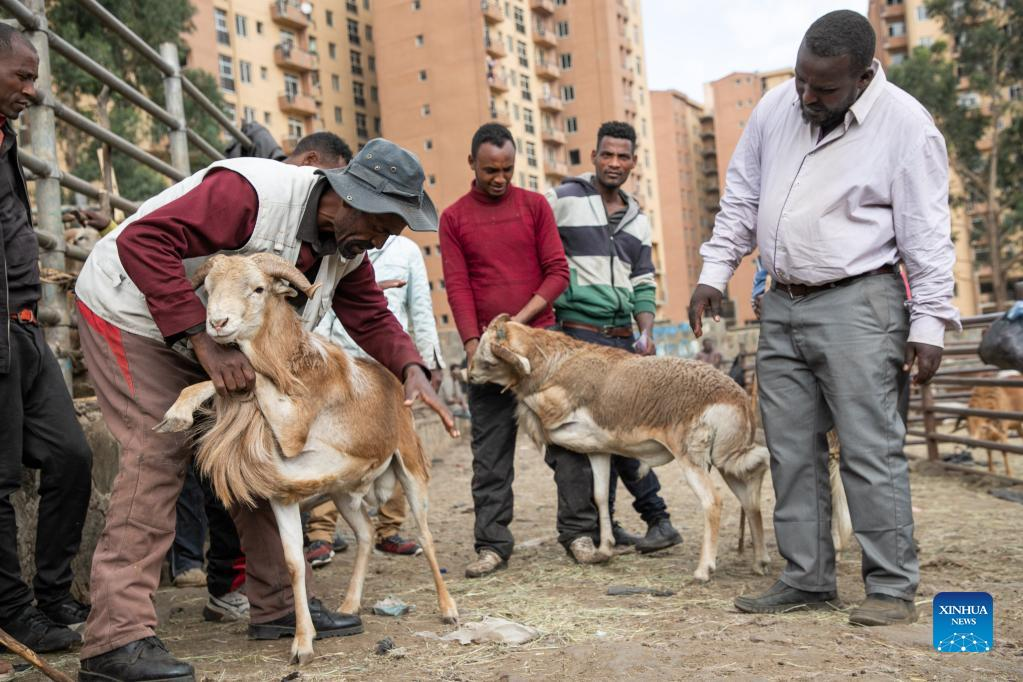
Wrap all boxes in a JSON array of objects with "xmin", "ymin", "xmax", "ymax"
[
  {"xmin": 78, "ymin": 636, "xmax": 194, "ymax": 681},
  {"xmin": 611, "ymin": 522, "xmax": 642, "ymax": 547},
  {"xmin": 636, "ymin": 518, "xmax": 683, "ymax": 554},
  {"xmin": 734, "ymin": 580, "xmax": 841, "ymax": 614},
  {"xmin": 248, "ymin": 598, "xmax": 364, "ymax": 640},
  {"xmin": 0, "ymin": 604, "xmax": 80, "ymax": 654},
  {"xmin": 40, "ymin": 597, "xmax": 91, "ymax": 630}
]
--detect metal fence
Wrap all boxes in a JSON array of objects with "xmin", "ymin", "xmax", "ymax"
[{"xmin": 2, "ymin": 0, "xmax": 252, "ymax": 388}]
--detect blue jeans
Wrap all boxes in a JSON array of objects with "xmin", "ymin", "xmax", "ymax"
[{"xmin": 544, "ymin": 325, "xmax": 670, "ymax": 548}]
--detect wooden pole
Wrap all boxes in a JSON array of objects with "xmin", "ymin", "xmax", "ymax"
[{"xmin": 0, "ymin": 626, "xmax": 74, "ymax": 682}]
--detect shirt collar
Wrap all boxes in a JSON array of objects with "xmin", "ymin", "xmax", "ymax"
[{"xmin": 297, "ymin": 177, "xmax": 337, "ymax": 256}]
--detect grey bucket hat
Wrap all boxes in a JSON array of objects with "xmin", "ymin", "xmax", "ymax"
[{"xmin": 320, "ymin": 138, "xmax": 438, "ymax": 232}]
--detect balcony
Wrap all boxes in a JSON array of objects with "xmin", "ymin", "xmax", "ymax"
[
  {"xmin": 535, "ymin": 60, "xmax": 560, "ymax": 80},
  {"xmin": 623, "ymin": 96, "xmax": 636, "ymax": 117},
  {"xmin": 356, "ymin": 126, "xmax": 369, "ymax": 139},
  {"xmin": 530, "ymin": 0, "xmax": 555, "ymax": 14},
  {"xmin": 546, "ymin": 160, "xmax": 569, "ymax": 178},
  {"xmin": 354, "ymin": 95, "xmax": 366, "ymax": 107},
  {"xmin": 538, "ymin": 94, "xmax": 563, "ymax": 112},
  {"xmin": 542, "ymin": 127, "xmax": 565, "ymax": 144},
  {"xmin": 532, "ymin": 23, "xmax": 557, "ymax": 48},
  {"xmin": 274, "ymin": 43, "xmax": 318, "ymax": 72},
  {"xmin": 884, "ymin": 34, "xmax": 908, "ymax": 51},
  {"xmin": 482, "ymin": 0, "xmax": 504, "ymax": 23},
  {"xmin": 488, "ymin": 72, "xmax": 510, "ymax": 93},
  {"xmin": 882, "ymin": 2, "xmax": 905, "ymax": 19},
  {"xmin": 270, "ymin": 1, "xmax": 310, "ymax": 30},
  {"xmin": 617, "ymin": 0, "xmax": 630, "ymax": 19},
  {"xmin": 485, "ymin": 37, "xmax": 507, "ymax": 59},
  {"xmin": 351, "ymin": 65, "xmax": 364, "ymax": 76},
  {"xmin": 490, "ymin": 108, "xmax": 512, "ymax": 127},
  {"xmin": 278, "ymin": 91, "xmax": 318, "ymax": 116}
]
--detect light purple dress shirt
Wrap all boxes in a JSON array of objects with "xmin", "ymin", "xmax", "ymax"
[{"xmin": 698, "ymin": 61, "xmax": 960, "ymax": 347}]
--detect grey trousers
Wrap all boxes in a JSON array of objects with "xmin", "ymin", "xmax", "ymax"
[{"xmin": 757, "ymin": 273, "xmax": 919, "ymax": 600}]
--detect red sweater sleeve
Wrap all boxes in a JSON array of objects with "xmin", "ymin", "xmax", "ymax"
[
  {"xmin": 115, "ymin": 170, "xmax": 257, "ymax": 341},
  {"xmin": 439, "ymin": 208, "xmax": 480, "ymax": 343},
  {"xmin": 531, "ymin": 195, "xmax": 570, "ymax": 305},
  {"xmin": 332, "ymin": 257, "xmax": 425, "ymax": 379}
]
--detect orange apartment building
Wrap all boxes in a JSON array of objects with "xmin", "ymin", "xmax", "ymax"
[
  {"xmin": 650, "ymin": 89, "xmax": 718, "ymax": 325},
  {"xmin": 372, "ymin": 0, "xmax": 665, "ymax": 338},
  {"xmin": 701, "ymin": 67, "xmax": 792, "ymax": 327},
  {"xmin": 185, "ymin": 0, "xmax": 381, "ymax": 156}
]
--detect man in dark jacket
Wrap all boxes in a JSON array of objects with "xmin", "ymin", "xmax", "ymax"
[{"xmin": 0, "ymin": 24, "xmax": 93, "ymax": 653}]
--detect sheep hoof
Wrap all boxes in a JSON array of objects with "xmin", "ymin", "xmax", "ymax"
[
  {"xmin": 153, "ymin": 414, "xmax": 193, "ymax": 433},
  {"xmin": 441, "ymin": 612, "xmax": 459, "ymax": 625},
  {"xmin": 693, "ymin": 566, "xmax": 713, "ymax": 582},
  {"xmin": 754, "ymin": 558, "xmax": 770, "ymax": 575},
  {"xmin": 290, "ymin": 647, "xmax": 315, "ymax": 666}
]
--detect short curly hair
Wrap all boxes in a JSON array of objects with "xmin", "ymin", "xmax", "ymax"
[
  {"xmin": 471, "ymin": 123, "xmax": 515, "ymax": 157},
  {"xmin": 803, "ymin": 10, "xmax": 876, "ymax": 74},
  {"xmin": 596, "ymin": 121, "xmax": 637, "ymax": 152}
]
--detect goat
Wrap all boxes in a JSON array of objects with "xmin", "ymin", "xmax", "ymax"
[
  {"xmin": 967, "ymin": 383, "xmax": 1021, "ymax": 476},
  {"xmin": 155, "ymin": 253, "xmax": 458, "ymax": 665},
  {"xmin": 469, "ymin": 314, "xmax": 771, "ymax": 581}
]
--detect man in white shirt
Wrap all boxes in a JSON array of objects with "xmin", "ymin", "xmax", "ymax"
[
  {"xmin": 689, "ymin": 11, "xmax": 959, "ymax": 626},
  {"xmin": 313, "ymin": 235, "xmax": 445, "ymax": 557}
]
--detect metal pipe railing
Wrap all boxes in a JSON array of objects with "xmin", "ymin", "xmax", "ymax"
[
  {"xmin": 18, "ymin": 149, "xmax": 141, "ymax": 214},
  {"xmin": 34, "ymin": 228, "xmax": 90, "ymax": 262}
]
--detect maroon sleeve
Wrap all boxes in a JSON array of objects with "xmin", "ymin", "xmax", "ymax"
[
  {"xmin": 531, "ymin": 195, "xmax": 570, "ymax": 304},
  {"xmin": 115, "ymin": 170, "xmax": 258, "ymax": 341},
  {"xmin": 332, "ymin": 256, "xmax": 424, "ymax": 379},
  {"xmin": 439, "ymin": 207, "xmax": 480, "ymax": 344}
]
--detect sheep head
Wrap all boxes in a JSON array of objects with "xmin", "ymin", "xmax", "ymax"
[
  {"xmin": 469, "ymin": 314, "xmax": 532, "ymax": 386},
  {"xmin": 193, "ymin": 253, "xmax": 321, "ymax": 344}
]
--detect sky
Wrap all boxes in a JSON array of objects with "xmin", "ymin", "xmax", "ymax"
[{"xmin": 641, "ymin": 0, "xmax": 868, "ymax": 104}]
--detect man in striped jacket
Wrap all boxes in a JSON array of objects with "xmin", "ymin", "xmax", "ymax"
[{"xmin": 544, "ymin": 121, "xmax": 682, "ymax": 563}]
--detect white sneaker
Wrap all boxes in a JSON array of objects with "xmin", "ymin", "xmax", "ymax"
[{"xmin": 202, "ymin": 590, "xmax": 250, "ymax": 622}]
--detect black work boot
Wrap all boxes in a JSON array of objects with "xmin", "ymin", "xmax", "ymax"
[
  {"xmin": 611, "ymin": 522, "xmax": 642, "ymax": 547},
  {"xmin": 848, "ymin": 593, "xmax": 918, "ymax": 626},
  {"xmin": 0, "ymin": 604, "xmax": 80, "ymax": 653},
  {"xmin": 248, "ymin": 597, "xmax": 364, "ymax": 640},
  {"xmin": 78, "ymin": 636, "xmax": 194, "ymax": 681},
  {"xmin": 734, "ymin": 580, "xmax": 841, "ymax": 614},
  {"xmin": 636, "ymin": 518, "xmax": 683, "ymax": 554},
  {"xmin": 39, "ymin": 597, "xmax": 91, "ymax": 631}
]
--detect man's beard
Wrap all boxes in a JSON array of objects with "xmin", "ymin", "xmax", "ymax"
[
  {"xmin": 333, "ymin": 210, "xmax": 374, "ymax": 258},
  {"xmin": 800, "ymin": 90, "xmax": 858, "ymax": 129}
]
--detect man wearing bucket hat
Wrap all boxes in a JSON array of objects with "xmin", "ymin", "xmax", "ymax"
[{"xmin": 74, "ymin": 138, "xmax": 455, "ymax": 682}]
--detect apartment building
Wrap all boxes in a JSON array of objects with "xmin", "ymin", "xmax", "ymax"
[
  {"xmin": 702, "ymin": 68, "xmax": 793, "ymax": 326},
  {"xmin": 869, "ymin": 0, "xmax": 981, "ymax": 315},
  {"xmin": 373, "ymin": 0, "xmax": 665, "ymax": 336},
  {"xmin": 650, "ymin": 90, "xmax": 718, "ymax": 324},
  {"xmin": 186, "ymin": 0, "xmax": 381, "ymax": 155}
]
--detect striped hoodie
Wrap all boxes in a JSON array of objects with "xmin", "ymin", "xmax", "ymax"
[{"xmin": 544, "ymin": 173, "xmax": 656, "ymax": 327}]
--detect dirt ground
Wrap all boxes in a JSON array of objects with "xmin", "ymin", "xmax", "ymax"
[{"xmin": 7, "ymin": 436, "xmax": 1023, "ymax": 681}]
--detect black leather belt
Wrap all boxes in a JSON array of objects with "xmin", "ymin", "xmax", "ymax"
[
  {"xmin": 560, "ymin": 320, "xmax": 634, "ymax": 338},
  {"xmin": 772, "ymin": 264, "xmax": 897, "ymax": 298}
]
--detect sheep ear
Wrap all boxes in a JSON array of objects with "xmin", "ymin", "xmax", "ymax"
[
  {"xmin": 272, "ymin": 280, "xmax": 298, "ymax": 298},
  {"xmin": 492, "ymin": 343, "xmax": 531, "ymax": 376},
  {"xmin": 493, "ymin": 313, "xmax": 512, "ymax": 341}
]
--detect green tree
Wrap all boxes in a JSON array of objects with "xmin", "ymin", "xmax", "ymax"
[
  {"xmin": 889, "ymin": 0, "xmax": 1023, "ymax": 310},
  {"xmin": 43, "ymin": 0, "xmax": 227, "ymax": 205}
]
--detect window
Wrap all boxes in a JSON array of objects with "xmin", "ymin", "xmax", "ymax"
[
  {"xmin": 356, "ymin": 112, "xmax": 368, "ymax": 138},
  {"xmin": 350, "ymin": 50, "xmax": 363, "ymax": 75},
  {"xmin": 284, "ymin": 73, "xmax": 300, "ymax": 97},
  {"xmin": 260, "ymin": 66, "xmax": 268, "ymax": 80},
  {"xmin": 555, "ymin": 0, "xmax": 567, "ymax": 5},
  {"xmin": 348, "ymin": 19, "xmax": 360, "ymax": 44},
  {"xmin": 528, "ymin": 175, "xmax": 539, "ymax": 191},
  {"xmin": 517, "ymin": 40, "xmax": 529, "ymax": 68},
  {"xmin": 421, "ymin": 103, "xmax": 430, "ymax": 116},
  {"xmin": 424, "ymin": 245, "xmax": 432, "ymax": 256},
  {"xmin": 523, "ymin": 107, "xmax": 534, "ymax": 133},
  {"xmin": 256, "ymin": 20, "xmax": 263, "ymax": 34},
  {"xmin": 1010, "ymin": 84, "xmax": 1023, "ymax": 101},
  {"xmin": 415, "ymin": 34, "xmax": 424, "ymax": 46},
  {"xmin": 526, "ymin": 141, "xmax": 537, "ymax": 167},
  {"xmin": 326, "ymin": 42, "xmax": 336, "ymax": 59},
  {"xmin": 917, "ymin": 5, "xmax": 928, "ymax": 20},
  {"xmin": 561, "ymin": 84, "xmax": 575, "ymax": 101},
  {"xmin": 441, "ymin": 314, "xmax": 449, "ymax": 325},
  {"xmin": 888, "ymin": 21, "xmax": 905, "ymax": 37},
  {"xmin": 918, "ymin": 36, "xmax": 934, "ymax": 47},
  {"xmin": 559, "ymin": 53, "xmax": 572, "ymax": 69},
  {"xmin": 365, "ymin": 25, "xmax": 373, "ymax": 42},
  {"xmin": 429, "ymin": 174, "xmax": 436, "ymax": 186},
  {"xmin": 555, "ymin": 21, "xmax": 569, "ymax": 37},
  {"xmin": 222, "ymin": 103, "xmax": 235, "ymax": 121},
  {"xmin": 263, "ymin": 111, "xmax": 271, "ymax": 125},
  {"xmin": 308, "ymin": 37, "xmax": 318, "ymax": 54},
  {"xmin": 217, "ymin": 55, "xmax": 234, "ymax": 91},
  {"xmin": 334, "ymin": 106, "xmax": 343, "ymax": 123},
  {"xmin": 364, "ymin": 0, "xmax": 370, "ymax": 8},
  {"xmin": 353, "ymin": 81, "xmax": 366, "ymax": 106},
  {"xmin": 243, "ymin": 106, "xmax": 256, "ymax": 122},
  {"xmin": 886, "ymin": 0, "xmax": 903, "ymax": 5},
  {"xmin": 889, "ymin": 52, "xmax": 906, "ymax": 65},
  {"xmin": 239, "ymin": 60, "xmax": 252, "ymax": 84},
  {"xmin": 418, "ymin": 69, "xmax": 427, "ymax": 81},
  {"xmin": 425, "ymin": 138, "xmax": 433, "ymax": 150},
  {"xmin": 331, "ymin": 73, "xmax": 340, "ymax": 91},
  {"xmin": 235, "ymin": 14, "xmax": 247, "ymax": 37},
  {"xmin": 374, "ymin": 117, "xmax": 381, "ymax": 134},
  {"xmin": 568, "ymin": 149, "xmax": 581, "ymax": 165},
  {"xmin": 215, "ymin": 9, "xmax": 230, "ymax": 45},
  {"xmin": 347, "ymin": 0, "xmax": 358, "ymax": 11},
  {"xmin": 521, "ymin": 74, "xmax": 532, "ymax": 101},
  {"xmin": 370, "ymin": 85, "xmax": 378, "ymax": 102},
  {"xmin": 412, "ymin": 0, "xmax": 421, "ymax": 9},
  {"xmin": 565, "ymin": 116, "xmax": 577, "ymax": 133},
  {"xmin": 513, "ymin": 6, "xmax": 526, "ymax": 33},
  {"xmin": 368, "ymin": 55, "xmax": 376, "ymax": 72},
  {"xmin": 957, "ymin": 92, "xmax": 980, "ymax": 108},
  {"xmin": 325, "ymin": 9, "xmax": 334, "ymax": 26},
  {"xmin": 288, "ymin": 118, "xmax": 304, "ymax": 141}
]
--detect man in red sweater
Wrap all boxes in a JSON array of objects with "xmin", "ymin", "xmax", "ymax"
[{"xmin": 440, "ymin": 123, "xmax": 569, "ymax": 578}]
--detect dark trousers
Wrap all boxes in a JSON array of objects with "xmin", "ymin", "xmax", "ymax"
[
  {"xmin": 167, "ymin": 460, "xmax": 242, "ymax": 598},
  {"xmin": 467, "ymin": 382, "xmax": 518, "ymax": 560},
  {"xmin": 544, "ymin": 325, "xmax": 669, "ymax": 549},
  {"xmin": 0, "ymin": 322, "xmax": 92, "ymax": 622}
]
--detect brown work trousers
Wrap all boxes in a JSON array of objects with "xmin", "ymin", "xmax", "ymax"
[
  {"xmin": 77, "ymin": 303, "xmax": 314, "ymax": 659},
  {"xmin": 306, "ymin": 485, "xmax": 406, "ymax": 545}
]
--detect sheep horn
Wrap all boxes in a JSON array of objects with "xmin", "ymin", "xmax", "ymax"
[
  {"xmin": 190, "ymin": 254, "xmax": 225, "ymax": 289},
  {"xmin": 249, "ymin": 253, "xmax": 321, "ymax": 298}
]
